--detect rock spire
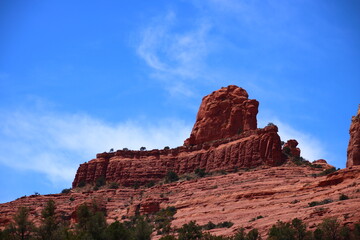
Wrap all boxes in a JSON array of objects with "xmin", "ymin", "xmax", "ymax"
[{"xmin": 184, "ymin": 85, "xmax": 259, "ymax": 146}]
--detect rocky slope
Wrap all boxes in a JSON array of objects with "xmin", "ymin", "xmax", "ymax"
[
  {"xmin": 1, "ymin": 165, "xmax": 360, "ymax": 238},
  {"xmin": 347, "ymin": 105, "xmax": 360, "ymax": 168}
]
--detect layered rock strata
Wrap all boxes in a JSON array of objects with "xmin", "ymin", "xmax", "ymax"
[
  {"xmin": 73, "ymin": 125, "xmax": 283, "ymax": 187},
  {"xmin": 72, "ymin": 85, "xmax": 283, "ymax": 188},
  {"xmin": 184, "ymin": 85, "xmax": 258, "ymax": 146},
  {"xmin": 2, "ymin": 166, "xmax": 360, "ymax": 238},
  {"xmin": 347, "ymin": 105, "xmax": 360, "ymax": 168}
]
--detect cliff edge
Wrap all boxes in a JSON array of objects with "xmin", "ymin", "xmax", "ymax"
[{"xmin": 347, "ymin": 105, "xmax": 360, "ymax": 168}]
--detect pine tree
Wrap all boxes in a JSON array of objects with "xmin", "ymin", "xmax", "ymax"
[
  {"xmin": 37, "ymin": 200, "xmax": 59, "ymax": 240},
  {"xmin": 9, "ymin": 207, "xmax": 34, "ymax": 240}
]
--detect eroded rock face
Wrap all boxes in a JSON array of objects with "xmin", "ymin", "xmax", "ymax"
[
  {"xmin": 184, "ymin": 85, "xmax": 259, "ymax": 146},
  {"xmin": 72, "ymin": 86, "xmax": 283, "ymax": 188},
  {"xmin": 283, "ymin": 139, "xmax": 301, "ymax": 157},
  {"xmin": 72, "ymin": 125, "xmax": 283, "ymax": 187},
  {"xmin": 347, "ymin": 105, "xmax": 360, "ymax": 168}
]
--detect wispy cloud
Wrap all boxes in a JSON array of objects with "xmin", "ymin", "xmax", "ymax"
[
  {"xmin": 136, "ymin": 11, "xmax": 212, "ymax": 96},
  {"xmin": 0, "ymin": 108, "xmax": 191, "ymax": 185}
]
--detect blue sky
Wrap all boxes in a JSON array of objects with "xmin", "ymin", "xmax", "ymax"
[{"xmin": 0, "ymin": 0, "xmax": 359, "ymax": 203}]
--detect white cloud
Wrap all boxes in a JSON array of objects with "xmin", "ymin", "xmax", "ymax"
[
  {"xmin": 259, "ymin": 117, "xmax": 326, "ymax": 162},
  {"xmin": 0, "ymin": 109, "xmax": 191, "ymax": 184},
  {"xmin": 136, "ymin": 11, "xmax": 212, "ymax": 95}
]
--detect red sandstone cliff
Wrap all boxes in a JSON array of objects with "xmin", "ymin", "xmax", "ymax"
[
  {"xmin": 72, "ymin": 86, "xmax": 282, "ymax": 188},
  {"xmin": 72, "ymin": 125, "xmax": 283, "ymax": 188},
  {"xmin": 347, "ymin": 105, "xmax": 360, "ymax": 168},
  {"xmin": 184, "ymin": 85, "xmax": 258, "ymax": 146}
]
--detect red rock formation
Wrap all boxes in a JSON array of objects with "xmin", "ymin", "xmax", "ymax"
[
  {"xmin": 72, "ymin": 125, "xmax": 283, "ymax": 187},
  {"xmin": 72, "ymin": 86, "xmax": 283, "ymax": 188},
  {"xmin": 184, "ymin": 85, "xmax": 259, "ymax": 146},
  {"xmin": 318, "ymin": 166, "xmax": 360, "ymax": 187},
  {"xmin": 139, "ymin": 199, "xmax": 161, "ymax": 215},
  {"xmin": 312, "ymin": 159, "xmax": 333, "ymax": 169},
  {"xmin": 1, "ymin": 86, "xmax": 360, "ymax": 238},
  {"xmin": 347, "ymin": 105, "xmax": 360, "ymax": 168},
  {"xmin": 283, "ymin": 139, "xmax": 301, "ymax": 157}
]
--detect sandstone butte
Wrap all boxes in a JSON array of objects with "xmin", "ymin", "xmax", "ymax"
[{"xmin": 0, "ymin": 85, "xmax": 359, "ymax": 239}]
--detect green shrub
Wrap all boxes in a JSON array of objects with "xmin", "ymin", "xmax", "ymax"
[
  {"xmin": 319, "ymin": 167, "xmax": 337, "ymax": 176},
  {"xmin": 154, "ymin": 207, "xmax": 177, "ymax": 234},
  {"xmin": 202, "ymin": 221, "xmax": 234, "ymax": 230},
  {"xmin": 340, "ymin": 225, "xmax": 351, "ymax": 240},
  {"xmin": 166, "ymin": 206, "xmax": 177, "ymax": 215},
  {"xmin": 195, "ymin": 168, "xmax": 206, "ymax": 177},
  {"xmin": 247, "ymin": 229, "xmax": 260, "ymax": 240},
  {"xmin": 233, "ymin": 228, "xmax": 246, "ymax": 240},
  {"xmin": 109, "ymin": 182, "xmax": 119, "ymax": 189},
  {"xmin": 339, "ymin": 194, "xmax": 349, "ymax": 201},
  {"xmin": 316, "ymin": 218, "xmax": 340, "ymax": 240},
  {"xmin": 133, "ymin": 217, "xmax": 152, "ymax": 240},
  {"xmin": 95, "ymin": 176, "xmax": 106, "ymax": 187},
  {"xmin": 203, "ymin": 221, "xmax": 216, "ymax": 230},
  {"xmin": 69, "ymin": 197, "xmax": 75, "ymax": 201},
  {"xmin": 76, "ymin": 203, "xmax": 108, "ymax": 239},
  {"xmin": 61, "ymin": 188, "xmax": 71, "ymax": 194},
  {"xmin": 133, "ymin": 182, "xmax": 140, "ymax": 189},
  {"xmin": 308, "ymin": 199, "xmax": 333, "ymax": 207},
  {"xmin": 164, "ymin": 146, "xmax": 170, "ymax": 150},
  {"xmin": 77, "ymin": 180, "xmax": 86, "ymax": 188},
  {"xmin": 145, "ymin": 181, "xmax": 155, "ymax": 188},
  {"xmin": 178, "ymin": 221, "xmax": 203, "ymax": 240},
  {"xmin": 291, "ymin": 218, "xmax": 308, "ymax": 240},
  {"xmin": 249, "ymin": 216, "xmax": 264, "ymax": 222},
  {"xmin": 282, "ymin": 146, "xmax": 291, "ymax": 156},
  {"xmin": 105, "ymin": 221, "xmax": 131, "ymax": 240},
  {"xmin": 292, "ymin": 156, "xmax": 308, "ymax": 166},
  {"xmin": 268, "ymin": 221, "xmax": 295, "ymax": 240},
  {"xmin": 165, "ymin": 171, "xmax": 179, "ymax": 183},
  {"xmin": 313, "ymin": 228, "xmax": 323, "ymax": 240},
  {"xmin": 354, "ymin": 223, "xmax": 360, "ymax": 239},
  {"xmin": 310, "ymin": 164, "xmax": 323, "ymax": 169},
  {"xmin": 217, "ymin": 221, "xmax": 234, "ymax": 228}
]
